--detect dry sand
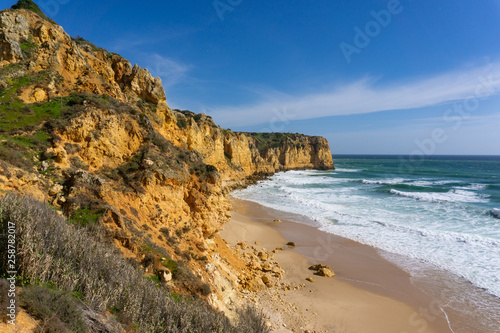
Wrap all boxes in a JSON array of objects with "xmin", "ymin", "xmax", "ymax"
[{"xmin": 221, "ymin": 198, "xmax": 455, "ymax": 333}]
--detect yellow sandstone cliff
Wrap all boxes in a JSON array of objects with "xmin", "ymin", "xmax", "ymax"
[{"xmin": 0, "ymin": 6, "xmax": 334, "ymax": 317}]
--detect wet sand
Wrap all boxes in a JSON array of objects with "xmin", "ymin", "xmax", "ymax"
[{"xmin": 221, "ymin": 198, "xmax": 461, "ymax": 333}]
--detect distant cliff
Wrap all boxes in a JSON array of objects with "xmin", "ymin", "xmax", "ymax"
[
  {"xmin": 158, "ymin": 109, "xmax": 334, "ymax": 189},
  {"xmin": 0, "ymin": 2, "xmax": 334, "ymax": 322}
]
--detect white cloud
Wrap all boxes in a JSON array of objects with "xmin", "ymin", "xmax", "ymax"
[
  {"xmin": 108, "ymin": 28, "xmax": 197, "ymax": 53},
  {"xmin": 106, "ymin": 31, "xmax": 194, "ymax": 89},
  {"xmin": 142, "ymin": 53, "xmax": 191, "ymax": 88},
  {"xmin": 207, "ymin": 61, "xmax": 500, "ymax": 127},
  {"xmin": 107, "ymin": 35, "xmax": 157, "ymax": 53}
]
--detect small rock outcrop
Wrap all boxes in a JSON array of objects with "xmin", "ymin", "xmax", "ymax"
[{"xmin": 309, "ymin": 264, "xmax": 336, "ymax": 277}]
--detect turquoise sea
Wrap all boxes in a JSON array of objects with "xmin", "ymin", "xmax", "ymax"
[{"xmin": 232, "ymin": 155, "xmax": 500, "ymax": 331}]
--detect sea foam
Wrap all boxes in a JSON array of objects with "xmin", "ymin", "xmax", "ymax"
[
  {"xmin": 389, "ymin": 189, "xmax": 489, "ymax": 203},
  {"xmin": 233, "ymin": 165, "xmax": 500, "ymax": 299}
]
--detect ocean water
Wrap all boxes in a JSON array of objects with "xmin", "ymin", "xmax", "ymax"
[{"xmin": 232, "ymin": 155, "xmax": 500, "ymax": 328}]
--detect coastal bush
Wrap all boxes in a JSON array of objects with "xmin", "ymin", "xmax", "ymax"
[
  {"xmin": 69, "ymin": 208, "xmax": 102, "ymax": 226},
  {"xmin": 0, "ymin": 193, "xmax": 269, "ymax": 332},
  {"xmin": 199, "ymin": 283, "xmax": 211, "ymax": 296},
  {"xmin": 72, "ymin": 36, "xmax": 105, "ymax": 53},
  {"xmin": 0, "ymin": 140, "xmax": 33, "ymax": 170},
  {"xmin": 0, "ymin": 71, "xmax": 64, "ymax": 133},
  {"xmin": 20, "ymin": 285, "xmax": 87, "ymax": 333},
  {"xmin": 177, "ymin": 118, "xmax": 187, "ymax": 129},
  {"xmin": 0, "ymin": 130, "xmax": 52, "ymax": 172},
  {"xmin": 243, "ymin": 132, "xmax": 298, "ymax": 152},
  {"xmin": 11, "ymin": 0, "xmax": 55, "ymax": 23},
  {"xmin": 20, "ymin": 36, "xmax": 38, "ymax": 59},
  {"xmin": 159, "ymin": 227, "xmax": 170, "ymax": 237},
  {"xmin": 235, "ymin": 306, "xmax": 270, "ymax": 333}
]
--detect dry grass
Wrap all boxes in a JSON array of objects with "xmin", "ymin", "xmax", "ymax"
[
  {"xmin": 0, "ymin": 193, "xmax": 269, "ymax": 332},
  {"xmin": 20, "ymin": 285, "xmax": 87, "ymax": 333}
]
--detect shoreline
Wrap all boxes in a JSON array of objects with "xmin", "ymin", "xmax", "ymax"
[
  {"xmin": 226, "ymin": 196, "xmax": 500, "ymax": 333},
  {"xmin": 222, "ymin": 198, "xmax": 455, "ymax": 333}
]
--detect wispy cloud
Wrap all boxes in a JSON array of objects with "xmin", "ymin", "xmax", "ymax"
[
  {"xmin": 141, "ymin": 53, "xmax": 191, "ymax": 88},
  {"xmin": 108, "ymin": 36, "xmax": 156, "ymax": 53},
  {"xmin": 105, "ymin": 29, "xmax": 196, "ymax": 89},
  {"xmin": 107, "ymin": 28, "xmax": 198, "ymax": 53},
  {"xmin": 207, "ymin": 61, "xmax": 500, "ymax": 127}
]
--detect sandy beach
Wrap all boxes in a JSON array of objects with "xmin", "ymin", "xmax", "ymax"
[{"xmin": 221, "ymin": 198, "xmax": 456, "ymax": 333}]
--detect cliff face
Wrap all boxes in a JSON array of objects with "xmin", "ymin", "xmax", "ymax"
[
  {"xmin": 0, "ymin": 5, "xmax": 333, "ymax": 317},
  {"xmin": 0, "ymin": 8, "xmax": 165, "ymax": 104},
  {"xmin": 156, "ymin": 108, "xmax": 334, "ymax": 186}
]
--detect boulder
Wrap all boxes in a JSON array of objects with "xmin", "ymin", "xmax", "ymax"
[
  {"xmin": 258, "ymin": 251, "xmax": 269, "ymax": 261},
  {"xmin": 48, "ymin": 183, "xmax": 63, "ymax": 196},
  {"xmin": 196, "ymin": 241, "xmax": 209, "ymax": 252},
  {"xmin": 309, "ymin": 264, "xmax": 326, "ymax": 271},
  {"xmin": 43, "ymin": 146, "xmax": 68, "ymax": 164},
  {"xmin": 309, "ymin": 264, "xmax": 335, "ymax": 277},
  {"xmin": 317, "ymin": 267, "xmax": 335, "ymax": 278},
  {"xmin": 247, "ymin": 276, "xmax": 266, "ymax": 291},
  {"xmin": 100, "ymin": 206, "xmax": 124, "ymax": 229},
  {"xmin": 261, "ymin": 263, "xmax": 272, "ymax": 272},
  {"xmin": 40, "ymin": 160, "xmax": 49, "ymax": 171},
  {"xmin": 248, "ymin": 259, "xmax": 261, "ymax": 270},
  {"xmin": 156, "ymin": 267, "xmax": 172, "ymax": 283},
  {"xmin": 261, "ymin": 274, "xmax": 274, "ymax": 287},
  {"xmin": 0, "ymin": 79, "xmax": 9, "ymax": 89}
]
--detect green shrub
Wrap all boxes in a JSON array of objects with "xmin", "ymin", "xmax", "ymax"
[
  {"xmin": 159, "ymin": 227, "xmax": 170, "ymax": 237},
  {"xmin": 193, "ymin": 114, "xmax": 202, "ymax": 122},
  {"xmin": 19, "ymin": 36, "xmax": 38, "ymax": 58},
  {"xmin": 0, "ymin": 88, "xmax": 64, "ymax": 132},
  {"xmin": 20, "ymin": 285, "xmax": 87, "ymax": 333},
  {"xmin": 0, "ymin": 140, "xmax": 34, "ymax": 170},
  {"xmin": 11, "ymin": 0, "xmax": 54, "ymax": 23},
  {"xmin": 163, "ymin": 258, "xmax": 178, "ymax": 274},
  {"xmin": 177, "ymin": 118, "xmax": 187, "ymax": 129},
  {"xmin": 71, "ymin": 36, "xmax": 103, "ymax": 53},
  {"xmin": 199, "ymin": 283, "xmax": 211, "ymax": 296},
  {"xmin": 69, "ymin": 208, "xmax": 102, "ymax": 226}
]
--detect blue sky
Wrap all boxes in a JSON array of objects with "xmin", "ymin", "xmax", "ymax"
[{"xmin": 7, "ymin": 0, "xmax": 500, "ymax": 154}]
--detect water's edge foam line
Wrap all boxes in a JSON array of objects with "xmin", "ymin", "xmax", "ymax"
[{"xmin": 439, "ymin": 306, "xmax": 456, "ymax": 333}]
